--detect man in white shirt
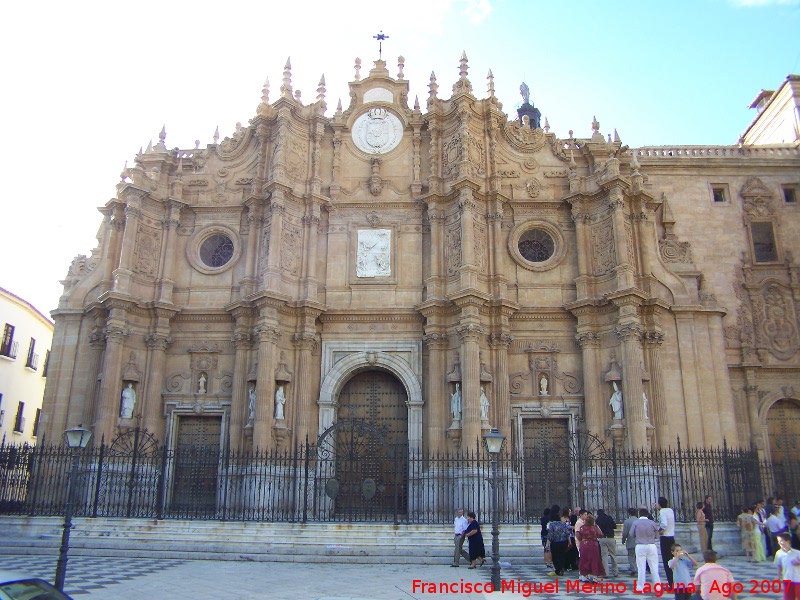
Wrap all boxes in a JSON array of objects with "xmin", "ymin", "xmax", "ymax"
[
  {"xmin": 631, "ymin": 508, "xmax": 662, "ymax": 590},
  {"xmin": 767, "ymin": 506, "xmax": 788, "ymax": 557},
  {"xmin": 452, "ymin": 508, "xmax": 470, "ymax": 567},
  {"xmin": 657, "ymin": 496, "xmax": 676, "ymax": 586},
  {"xmin": 775, "ymin": 532, "xmax": 800, "ymax": 600}
]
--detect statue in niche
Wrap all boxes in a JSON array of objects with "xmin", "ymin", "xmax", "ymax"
[
  {"xmin": 120, "ymin": 383, "xmax": 136, "ymax": 419},
  {"xmin": 643, "ymin": 391, "xmax": 649, "ymax": 422},
  {"xmin": 609, "ymin": 381, "xmax": 623, "ymax": 420},
  {"xmin": 248, "ymin": 384, "xmax": 256, "ymax": 422},
  {"xmin": 274, "ymin": 384, "xmax": 286, "ymax": 420},
  {"xmin": 451, "ymin": 383, "xmax": 462, "ymax": 421},
  {"xmin": 198, "ymin": 373, "xmax": 207, "ymax": 394},
  {"xmin": 480, "ymin": 386, "xmax": 490, "ymax": 421},
  {"xmin": 539, "ymin": 375, "xmax": 549, "ymax": 396}
]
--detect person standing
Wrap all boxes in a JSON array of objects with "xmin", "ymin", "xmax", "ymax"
[
  {"xmin": 668, "ymin": 544, "xmax": 698, "ymax": 600},
  {"xmin": 596, "ymin": 509, "xmax": 619, "ymax": 577},
  {"xmin": 464, "ymin": 512, "xmax": 486, "ymax": 569},
  {"xmin": 547, "ymin": 506, "xmax": 571, "ymax": 577},
  {"xmin": 621, "ymin": 508, "xmax": 639, "ymax": 578},
  {"xmin": 775, "ymin": 532, "xmax": 800, "ymax": 600},
  {"xmin": 768, "ymin": 505, "xmax": 789, "ymax": 557},
  {"xmin": 577, "ymin": 514, "xmax": 606, "ymax": 582},
  {"xmin": 693, "ymin": 550, "xmax": 737, "ymax": 600},
  {"xmin": 630, "ymin": 507, "xmax": 662, "ymax": 590},
  {"xmin": 703, "ymin": 496, "xmax": 715, "ymax": 551},
  {"xmin": 696, "ymin": 501, "xmax": 709, "ymax": 552},
  {"xmin": 451, "ymin": 508, "xmax": 470, "ymax": 567},
  {"xmin": 657, "ymin": 496, "xmax": 676, "ymax": 586}
]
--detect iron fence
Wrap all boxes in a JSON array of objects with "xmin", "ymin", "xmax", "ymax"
[{"xmin": 0, "ymin": 434, "xmax": 797, "ymax": 525}]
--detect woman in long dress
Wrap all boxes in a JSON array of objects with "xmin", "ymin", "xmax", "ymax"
[
  {"xmin": 464, "ymin": 512, "xmax": 486, "ymax": 569},
  {"xmin": 737, "ymin": 507, "xmax": 756, "ymax": 561},
  {"xmin": 696, "ymin": 501, "xmax": 709, "ymax": 552},
  {"xmin": 576, "ymin": 514, "xmax": 606, "ymax": 582},
  {"xmin": 746, "ymin": 505, "xmax": 767, "ymax": 562}
]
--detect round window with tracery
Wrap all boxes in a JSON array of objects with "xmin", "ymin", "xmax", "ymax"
[
  {"xmin": 200, "ymin": 234, "xmax": 234, "ymax": 268},
  {"xmin": 518, "ymin": 229, "xmax": 555, "ymax": 263}
]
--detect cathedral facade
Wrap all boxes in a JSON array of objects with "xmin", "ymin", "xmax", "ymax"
[{"xmin": 40, "ymin": 56, "xmax": 799, "ymax": 482}]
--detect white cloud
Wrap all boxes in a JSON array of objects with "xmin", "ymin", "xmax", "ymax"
[{"xmin": 458, "ymin": 0, "xmax": 495, "ymax": 23}]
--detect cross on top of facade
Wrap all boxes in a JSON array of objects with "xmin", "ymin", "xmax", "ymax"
[{"xmin": 373, "ymin": 30, "xmax": 389, "ymax": 59}]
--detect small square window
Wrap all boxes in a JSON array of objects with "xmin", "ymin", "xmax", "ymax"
[
  {"xmin": 712, "ymin": 188, "xmax": 727, "ymax": 203},
  {"xmin": 783, "ymin": 187, "xmax": 797, "ymax": 204}
]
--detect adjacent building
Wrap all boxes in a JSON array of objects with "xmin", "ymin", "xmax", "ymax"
[{"xmin": 0, "ymin": 287, "xmax": 53, "ymax": 445}]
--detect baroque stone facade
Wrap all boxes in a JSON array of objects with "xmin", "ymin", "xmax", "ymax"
[{"xmin": 40, "ymin": 57, "xmax": 800, "ymax": 463}]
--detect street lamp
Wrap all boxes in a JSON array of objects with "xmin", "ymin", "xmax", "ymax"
[
  {"xmin": 54, "ymin": 425, "xmax": 91, "ymax": 592},
  {"xmin": 483, "ymin": 427, "xmax": 506, "ymax": 591}
]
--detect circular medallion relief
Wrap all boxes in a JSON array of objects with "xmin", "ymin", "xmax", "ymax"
[
  {"xmin": 508, "ymin": 221, "xmax": 566, "ymax": 272},
  {"xmin": 351, "ymin": 107, "xmax": 403, "ymax": 155}
]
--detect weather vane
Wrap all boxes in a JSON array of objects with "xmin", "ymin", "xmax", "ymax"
[{"xmin": 373, "ymin": 30, "xmax": 389, "ymax": 60}]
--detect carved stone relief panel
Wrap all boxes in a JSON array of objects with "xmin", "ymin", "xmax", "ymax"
[
  {"xmin": 625, "ymin": 221, "xmax": 634, "ymax": 267},
  {"xmin": 280, "ymin": 223, "xmax": 302, "ymax": 276},
  {"xmin": 446, "ymin": 222, "xmax": 462, "ymax": 276},
  {"xmin": 356, "ymin": 229, "xmax": 391, "ymax": 278},
  {"xmin": 258, "ymin": 225, "xmax": 271, "ymax": 276},
  {"xmin": 133, "ymin": 224, "xmax": 162, "ymax": 276},
  {"xmin": 659, "ymin": 239, "xmax": 693, "ymax": 263},
  {"xmin": 286, "ymin": 138, "xmax": 308, "ymax": 182},
  {"xmin": 591, "ymin": 219, "xmax": 616, "ymax": 276},
  {"xmin": 473, "ymin": 221, "xmax": 487, "ymax": 272},
  {"xmin": 752, "ymin": 283, "xmax": 799, "ymax": 360}
]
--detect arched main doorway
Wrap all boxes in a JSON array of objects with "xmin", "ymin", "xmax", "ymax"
[
  {"xmin": 767, "ymin": 398, "xmax": 800, "ymax": 500},
  {"xmin": 320, "ymin": 369, "xmax": 409, "ymax": 520}
]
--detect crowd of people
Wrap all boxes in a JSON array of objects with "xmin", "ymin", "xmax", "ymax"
[{"xmin": 525, "ymin": 495, "xmax": 800, "ymax": 600}]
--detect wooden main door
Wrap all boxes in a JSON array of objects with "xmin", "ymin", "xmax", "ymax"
[
  {"xmin": 522, "ymin": 418, "xmax": 572, "ymax": 518},
  {"xmin": 171, "ymin": 415, "xmax": 222, "ymax": 516},
  {"xmin": 326, "ymin": 370, "xmax": 408, "ymax": 519}
]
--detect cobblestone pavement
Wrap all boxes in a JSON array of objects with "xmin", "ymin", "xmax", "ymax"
[{"xmin": 0, "ymin": 553, "xmax": 785, "ymax": 599}]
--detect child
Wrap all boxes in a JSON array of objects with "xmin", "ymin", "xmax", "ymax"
[{"xmin": 668, "ymin": 544, "xmax": 698, "ymax": 600}]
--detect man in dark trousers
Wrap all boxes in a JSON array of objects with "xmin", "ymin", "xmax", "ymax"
[
  {"xmin": 703, "ymin": 496, "xmax": 714, "ymax": 551},
  {"xmin": 596, "ymin": 508, "xmax": 619, "ymax": 577}
]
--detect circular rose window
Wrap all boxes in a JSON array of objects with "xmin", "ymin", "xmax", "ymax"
[
  {"xmin": 508, "ymin": 221, "xmax": 566, "ymax": 272},
  {"xmin": 200, "ymin": 234, "xmax": 234, "ymax": 268},
  {"xmin": 518, "ymin": 229, "xmax": 555, "ymax": 262},
  {"xmin": 187, "ymin": 226, "xmax": 241, "ymax": 275}
]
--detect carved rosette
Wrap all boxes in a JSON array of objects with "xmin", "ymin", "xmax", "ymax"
[{"xmin": 659, "ymin": 239, "xmax": 693, "ymax": 263}]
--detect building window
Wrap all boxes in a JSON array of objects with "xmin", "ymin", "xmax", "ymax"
[
  {"xmin": 0, "ymin": 324, "xmax": 16, "ymax": 358},
  {"xmin": 784, "ymin": 186, "xmax": 797, "ymax": 204},
  {"xmin": 42, "ymin": 350, "xmax": 50, "ymax": 377},
  {"xmin": 712, "ymin": 187, "xmax": 727, "ymax": 203},
  {"xmin": 13, "ymin": 401, "xmax": 25, "ymax": 433},
  {"xmin": 32, "ymin": 408, "xmax": 41, "ymax": 437},
  {"xmin": 750, "ymin": 221, "xmax": 779, "ymax": 263},
  {"xmin": 25, "ymin": 338, "xmax": 38, "ymax": 370},
  {"xmin": 199, "ymin": 234, "xmax": 235, "ymax": 268},
  {"xmin": 518, "ymin": 229, "xmax": 555, "ymax": 262}
]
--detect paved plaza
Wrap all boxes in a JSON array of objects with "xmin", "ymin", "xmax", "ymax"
[{"xmin": 0, "ymin": 551, "xmax": 786, "ymax": 599}]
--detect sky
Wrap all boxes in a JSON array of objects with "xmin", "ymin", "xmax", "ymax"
[{"xmin": 1, "ymin": 0, "xmax": 798, "ymax": 317}]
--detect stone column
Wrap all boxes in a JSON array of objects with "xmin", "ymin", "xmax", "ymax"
[
  {"xmin": 242, "ymin": 200, "xmax": 262, "ymax": 297},
  {"xmin": 101, "ymin": 203, "xmax": 125, "ymax": 293},
  {"xmin": 609, "ymin": 189, "xmax": 634, "ymax": 290},
  {"xmin": 644, "ymin": 331, "xmax": 669, "ymax": 448},
  {"xmin": 458, "ymin": 189, "xmax": 478, "ymax": 290},
  {"xmin": 229, "ymin": 331, "xmax": 252, "ymax": 451},
  {"xmin": 490, "ymin": 332, "xmax": 513, "ymax": 443},
  {"xmin": 456, "ymin": 321, "xmax": 484, "ymax": 451},
  {"xmin": 155, "ymin": 201, "xmax": 183, "ymax": 304},
  {"xmin": 94, "ymin": 320, "xmax": 129, "ymax": 444},
  {"xmin": 253, "ymin": 322, "xmax": 280, "ymax": 449},
  {"xmin": 81, "ymin": 333, "xmax": 106, "ymax": 432},
  {"xmin": 422, "ymin": 331, "xmax": 448, "ymax": 454},
  {"xmin": 570, "ymin": 205, "xmax": 591, "ymax": 299},
  {"xmin": 292, "ymin": 332, "xmax": 317, "ymax": 445},
  {"xmin": 614, "ymin": 320, "xmax": 647, "ymax": 450},
  {"xmin": 425, "ymin": 203, "xmax": 445, "ymax": 300},
  {"xmin": 113, "ymin": 191, "xmax": 144, "ymax": 294},
  {"xmin": 706, "ymin": 310, "xmax": 739, "ymax": 447},
  {"xmin": 262, "ymin": 190, "xmax": 286, "ymax": 291},
  {"xmin": 743, "ymin": 368, "xmax": 763, "ymax": 456},
  {"xmin": 301, "ymin": 206, "xmax": 321, "ymax": 302},
  {"xmin": 673, "ymin": 310, "xmax": 704, "ymax": 447},
  {"xmin": 142, "ymin": 332, "xmax": 171, "ymax": 438},
  {"xmin": 575, "ymin": 330, "xmax": 604, "ymax": 438}
]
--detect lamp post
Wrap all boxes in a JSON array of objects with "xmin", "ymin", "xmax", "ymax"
[
  {"xmin": 483, "ymin": 427, "xmax": 506, "ymax": 591},
  {"xmin": 54, "ymin": 425, "xmax": 91, "ymax": 592}
]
